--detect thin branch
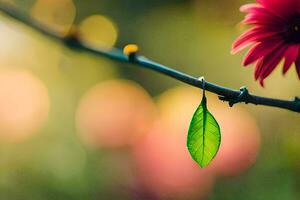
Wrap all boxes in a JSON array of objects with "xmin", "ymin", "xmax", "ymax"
[{"xmin": 0, "ymin": 2, "xmax": 299, "ymax": 113}]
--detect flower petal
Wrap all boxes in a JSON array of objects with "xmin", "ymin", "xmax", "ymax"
[
  {"xmin": 241, "ymin": 4, "xmax": 281, "ymax": 19},
  {"xmin": 256, "ymin": 44, "xmax": 287, "ymax": 86},
  {"xmin": 231, "ymin": 27, "xmax": 279, "ymax": 54},
  {"xmin": 243, "ymin": 37, "xmax": 283, "ymax": 66},
  {"xmin": 240, "ymin": 4, "xmax": 262, "ymax": 12},
  {"xmin": 240, "ymin": 4, "xmax": 260, "ymax": 12},
  {"xmin": 242, "ymin": 11, "xmax": 284, "ymax": 26},
  {"xmin": 256, "ymin": 0, "xmax": 300, "ymax": 17},
  {"xmin": 243, "ymin": 15, "xmax": 277, "ymax": 26},
  {"xmin": 296, "ymin": 57, "xmax": 300, "ymax": 79},
  {"xmin": 283, "ymin": 45, "xmax": 300, "ymax": 74},
  {"xmin": 254, "ymin": 58, "xmax": 264, "ymax": 80}
]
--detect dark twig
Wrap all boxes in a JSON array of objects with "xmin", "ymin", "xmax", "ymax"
[{"xmin": 0, "ymin": 2, "xmax": 299, "ymax": 113}]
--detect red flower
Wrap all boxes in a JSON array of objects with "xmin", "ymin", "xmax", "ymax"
[{"xmin": 232, "ymin": 0, "xmax": 300, "ymax": 86}]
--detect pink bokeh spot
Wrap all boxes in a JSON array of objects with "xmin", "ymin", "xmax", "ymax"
[
  {"xmin": 132, "ymin": 122, "xmax": 216, "ymax": 199},
  {"xmin": 76, "ymin": 79, "xmax": 157, "ymax": 149}
]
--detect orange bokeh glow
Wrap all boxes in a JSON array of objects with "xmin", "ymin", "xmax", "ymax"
[
  {"xmin": 76, "ymin": 79, "xmax": 157, "ymax": 149},
  {"xmin": 0, "ymin": 69, "xmax": 49, "ymax": 142}
]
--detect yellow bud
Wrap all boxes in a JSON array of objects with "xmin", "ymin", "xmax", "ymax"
[{"xmin": 123, "ymin": 44, "xmax": 139, "ymax": 56}]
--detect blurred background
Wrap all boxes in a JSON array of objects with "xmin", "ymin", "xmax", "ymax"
[{"xmin": 0, "ymin": 0, "xmax": 299, "ymax": 199}]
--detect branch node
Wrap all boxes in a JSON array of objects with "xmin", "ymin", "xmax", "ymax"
[
  {"xmin": 123, "ymin": 44, "xmax": 139, "ymax": 62},
  {"xmin": 294, "ymin": 96, "xmax": 300, "ymax": 110},
  {"xmin": 238, "ymin": 86, "xmax": 250, "ymax": 103},
  {"xmin": 219, "ymin": 86, "xmax": 250, "ymax": 107},
  {"xmin": 198, "ymin": 76, "xmax": 206, "ymax": 96}
]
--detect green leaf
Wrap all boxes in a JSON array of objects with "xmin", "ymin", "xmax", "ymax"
[{"xmin": 187, "ymin": 96, "xmax": 221, "ymax": 168}]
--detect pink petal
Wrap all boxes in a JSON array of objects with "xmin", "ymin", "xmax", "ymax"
[
  {"xmin": 240, "ymin": 3, "xmax": 263, "ymax": 13},
  {"xmin": 254, "ymin": 58, "xmax": 264, "ymax": 80},
  {"xmin": 296, "ymin": 57, "xmax": 300, "ymax": 80},
  {"xmin": 283, "ymin": 45, "xmax": 300, "ymax": 74},
  {"xmin": 242, "ymin": 12, "xmax": 284, "ymax": 26},
  {"xmin": 257, "ymin": 45, "xmax": 287, "ymax": 86},
  {"xmin": 256, "ymin": 0, "xmax": 300, "ymax": 17},
  {"xmin": 231, "ymin": 27, "xmax": 279, "ymax": 54},
  {"xmin": 242, "ymin": 16, "xmax": 276, "ymax": 26},
  {"xmin": 241, "ymin": 4, "xmax": 281, "ymax": 19},
  {"xmin": 243, "ymin": 37, "xmax": 283, "ymax": 66},
  {"xmin": 241, "ymin": 3, "xmax": 285, "ymax": 26}
]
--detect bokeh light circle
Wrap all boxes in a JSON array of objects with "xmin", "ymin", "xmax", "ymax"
[
  {"xmin": 31, "ymin": 0, "xmax": 76, "ymax": 35},
  {"xmin": 0, "ymin": 69, "xmax": 50, "ymax": 142},
  {"xmin": 132, "ymin": 122, "xmax": 215, "ymax": 199},
  {"xmin": 78, "ymin": 15, "xmax": 118, "ymax": 49},
  {"xmin": 209, "ymin": 106, "xmax": 261, "ymax": 177},
  {"xmin": 76, "ymin": 79, "xmax": 157, "ymax": 149}
]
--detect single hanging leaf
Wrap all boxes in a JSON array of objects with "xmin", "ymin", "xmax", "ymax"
[{"xmin": 187, "ymin": 95, "xmax": 221, "ymax": 168}]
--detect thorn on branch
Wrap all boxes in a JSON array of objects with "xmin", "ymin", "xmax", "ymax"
[
  {"xmin": 219, "ymin": 86, "xmax": 250, "ymax": 107},
  {"xmin": 294, "ymin": 96, "xmax": 300, "ymax": 110},
  {"xmin": 123, "ymin": 44, "xmax": 139, "ymax": 62}
]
